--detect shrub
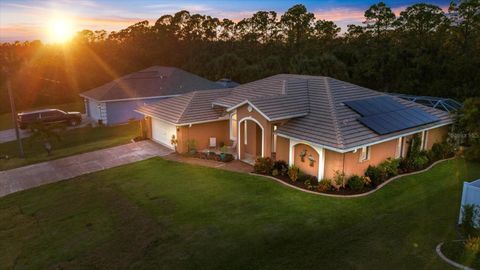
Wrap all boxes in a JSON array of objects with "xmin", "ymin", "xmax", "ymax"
[
  {"xmin": 465, "ymin": 236, "xmax": 480, "ymax": 255},
  {"xmin": 288, "ymin": 165, "xmax": 300, "ymax": 182},
  {"xmin": 271, "ymin": 169, "xmax": 279, "ymax": 176},
  {"xmin": 223, "ymin": 153, "xmax": 234, "ymax": 162},
  {"xmin": 317, "ymin": 179, "xmax": 332, "ymax": 192},
  {"xmin": 378, "ymin": 158, "xmax": 400, "ymax": 178},
  {"xmin": 333, "ymin": 170, "xmax": 347, "ymax": 189},
  {"xmin": 462, "ymin": 204, "xmax": 480, "ymax": 237},
  {"xmin": 297, "ymin": 172, "xmax": 309, "ymax": 183},
  {"xmin": 273, "ymin": 160, "xmax": 289, "ymax": 176},
  {"xmin": 304, "ymin": 175, "xmax": 318, "ymax": 190},
  {"xmin": 365, "ymin": 165, "xmax": 385, "ymax": 186},
  {"xmin": 348, "ymin": 175, "xmax": 365, "ymax": 191},
  {"xmin": 465, "ymin": 141, "xmax": 480, "ymax": 162},
  {"xmin": 253, "ymin": 157, "xmax": 273, "ymax": 174}
]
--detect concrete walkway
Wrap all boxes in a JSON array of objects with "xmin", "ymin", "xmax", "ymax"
[{"xmin": 0, "ymin": 140, "xmax": 172, "ymax": 197}]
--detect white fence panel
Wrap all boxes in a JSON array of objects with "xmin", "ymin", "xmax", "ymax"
[{"xmin": 458, "ymin": 179, "xmax": 480, "ymax": 226}]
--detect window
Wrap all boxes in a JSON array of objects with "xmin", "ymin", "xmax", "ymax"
[
  {"xmin": 230, "ymin": 112, "xmax": 238, "ymax": 140},
  {"xmin": 359, "ymin": 146, "xmax": 371, "ymax": 162},
  {"xmin": 244, "ymin": 121, "xmax": 248, "ymax": 145}
]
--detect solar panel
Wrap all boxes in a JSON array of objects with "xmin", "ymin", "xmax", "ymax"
[
  {"xmin": 359, "ymin": 108, "xmax": 440, "ymax": 135},
  {"xmin": 344, "ymin": 96, "xmax": 407, "ymax": 116}
]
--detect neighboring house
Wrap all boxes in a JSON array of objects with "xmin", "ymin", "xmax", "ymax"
[
  {"xmin": 216, "ymin": 78, "xmax": 240, "ymax": 88},
  {"xmin": 79, "ymin": 66, "xmax": 222, "ymax": 125},
  {"xmin": 136, "ymin": 74, "xmax": 452, "ymax": 180}
]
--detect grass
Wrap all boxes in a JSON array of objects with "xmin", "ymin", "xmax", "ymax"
[
  {"xmin": 0, "ymin": 122, "xmax": 140, "ymax": 171},
  {"xmin": 0, "ymin": 101, "xmax": 84, "ymax": 131},
  {"xmin": 442, "ymin": 240, "xmax": 480, "ymax": 268},
  {"xmin": 0, "ymin": 157, "xmax": 479, "ymax": 269}
]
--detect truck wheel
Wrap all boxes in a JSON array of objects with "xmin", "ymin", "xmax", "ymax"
[{"xmin": 69, "ymin": 119, "xmax": 79, "ymax": 126}]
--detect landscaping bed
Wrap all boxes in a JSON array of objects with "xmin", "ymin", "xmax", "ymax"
[
  {"xmin": 441, "ymin": 240, "xmax": 480, "ymax": 269},
  {"xmin": 254, "ymin": 137, "xmax": 455, "ymax": 196}
]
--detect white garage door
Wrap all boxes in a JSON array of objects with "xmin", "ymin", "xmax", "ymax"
[{"xmin": 152, "ymin": 118, "xmax": 177, "ymax": 149}]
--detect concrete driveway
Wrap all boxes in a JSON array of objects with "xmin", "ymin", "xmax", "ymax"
[{"xmin": 0, "ymin": 140, "xmax": 172, "ymax": 197}]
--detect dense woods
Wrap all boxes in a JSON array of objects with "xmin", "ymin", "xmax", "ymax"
[{"xmin": 0, "ymin": 1, "xmax": 479, "ymax": 113}]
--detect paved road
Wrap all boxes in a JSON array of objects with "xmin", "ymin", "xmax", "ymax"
[
  {"xmin": 0, "ymin": 114, "xmax": 89, "ymax": 143},
  {"xmin": 0, "ymin": 140, "xmax": 173, "ymax": 197}
]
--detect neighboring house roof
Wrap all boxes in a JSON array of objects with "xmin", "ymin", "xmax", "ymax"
[
  {"xmin": 139, "ymin": 74, "xmax": 452, "ymax": 152},
  {"xmin": 135, "ymin": 88, "xmax": 232, "ymax": 125},
  {"xmin": 80, "ymin": 66, "xmax": 223, "ymax": 102},
  {"xmin": 216, "ymin": 78, "xmax": 240, "ymax": 88}
]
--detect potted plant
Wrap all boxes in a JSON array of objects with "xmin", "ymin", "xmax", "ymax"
[{"xmin": 219, "ymin": 145, "xmax": 228, "ymax": 161}]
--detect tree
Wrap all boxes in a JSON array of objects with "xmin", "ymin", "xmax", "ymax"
[
  {"xmin": 280, "ymin": 4, "xmax": 315, "ymax": 46},
  {"xmin": 448, "ymin": 0, "xmax": 480, "ymax": 50},
  {"xmin": 397, "ymin": 4, "xmax": 446, "ymax": 36},
  {"xmin": 363, "ymin": 2, "xmax": 396, "ymax": 38},
  {"xmin": 313, "ymin": 20, "xmax": 340, "ymax": 40}
]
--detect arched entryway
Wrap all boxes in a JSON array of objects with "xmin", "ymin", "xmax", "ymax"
[{"xmin": 238, "ymin": 117, "xmax": 264, "ymax": 164}]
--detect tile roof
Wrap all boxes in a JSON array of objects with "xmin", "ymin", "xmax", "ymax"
[
  {"xmin": 135, "ymin": 88, "xmax": 231, "ymax": 125},
  {"xmin": 138, "ymin": 73, "xmax": 452, "ymax": 151},
  {"xmin": 80, "ymin": 66, "xmax": 222, "ymax": 101}
]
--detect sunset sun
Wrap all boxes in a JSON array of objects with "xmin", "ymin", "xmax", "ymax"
[{"xmin": 46, "ymin": 17, "xmax": 75, "ymax": 43}]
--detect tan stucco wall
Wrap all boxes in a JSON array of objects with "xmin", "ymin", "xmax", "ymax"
[
  {"xmin": 426, "ymin": 126, "xmax": 449, "ymax": 150},
  {"xmin": 294, "ymin": 144, "xmax": 319, "ymax": 177},
  {"xmin": 236, "ymin": 104, "xmax": 273, "ymax": 159},
  {"xmin": 276, "ymin": 136, "xmax": 290, "ymax": 162},
  {"xmin": 176, "ymin": 121, "xmax": 229, "ymax": 154},
  {"xmin": 324, "ymin": 138, "xmax": 398, "ymax": 179}
]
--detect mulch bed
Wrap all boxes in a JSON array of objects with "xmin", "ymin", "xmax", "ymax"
[{"xmin": 258, "ymin": 173, "xmax": 376, "ymax": 195}]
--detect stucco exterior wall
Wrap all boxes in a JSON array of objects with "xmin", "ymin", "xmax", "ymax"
[
  {"xmin": 294, "ymin": 144, "xmax": 319, "ymax": 177},
  {"xmin": 176, "ymin": 120, "xmax": 229, "ymax": 154},
  {"xmin": 276, "ymin": 136, "xmax": 290, "ymax": 162},
  {"xmin": 426, "ymin": 126, "xmax": 449, "ymax": 150},
  {"xmin": 324, "ymin": 138, "xmax": 398, "ymax": 179}
]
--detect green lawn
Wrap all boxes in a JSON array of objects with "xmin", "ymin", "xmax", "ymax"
[
  {"xmin": 0, "ymin": 158, "xmax": 479, "ymax": 269},
  {"xmin": 0, "ymin": 102, "xmax": 84, "ymax": 131},
  {"xmin": 0, "ymin": 122, "xmax": 140, "ymax": 171}
]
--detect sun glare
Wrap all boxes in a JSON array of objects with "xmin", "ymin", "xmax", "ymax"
[{"xmin": 46, "ymin": 16, "xmax": 75, "ymax": 43}]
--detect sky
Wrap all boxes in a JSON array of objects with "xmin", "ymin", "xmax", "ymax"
[{"xmin": 0, "ymin": 0, "xmax": 451, "ymax": 42}]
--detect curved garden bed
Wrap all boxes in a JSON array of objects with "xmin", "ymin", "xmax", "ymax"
[
  {"xmin": 437, "ymin": 240, "xmax": 478, "ymax": 270},
  {"xmin": 253, "ymin": 157, "xmax": 454, "ymax": 198}
]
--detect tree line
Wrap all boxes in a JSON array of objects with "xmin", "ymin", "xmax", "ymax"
[{"xmin": 0, "ymin": 1, "xmax": 479, "ymax": 113}]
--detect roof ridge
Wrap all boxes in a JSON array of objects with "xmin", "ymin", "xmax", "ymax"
[
  {"xmin": 177, "ymin": 91, "xmax": 197, "ymax": 123},
  {"xmin": 324, "ymin": 77, "xmax": 344, "ymax": 148}
]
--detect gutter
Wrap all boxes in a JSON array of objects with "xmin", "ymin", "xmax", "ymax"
[{"xmin": 276, "ymin": 121, "xmax": 453, "ymax": 154}]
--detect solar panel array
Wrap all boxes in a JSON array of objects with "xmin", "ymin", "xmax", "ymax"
[
  {"xmin": 344, "ymin": 96, "xmax": 407, "ymax": 116},
  {"xmin": 344, "ymin": 96, "xmax": 440, "ymax": 135}
]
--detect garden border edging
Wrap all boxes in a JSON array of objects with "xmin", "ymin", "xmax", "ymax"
[
  {"xmin": 436, "ymin": 241, "xmax": 475, "ymax": 270},
  {"xmin": 251, "ymin": 157, "xmax": 455, "ymax": 198}
]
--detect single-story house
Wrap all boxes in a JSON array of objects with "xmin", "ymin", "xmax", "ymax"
[
  {"xmin": 136, "ymin": 74, "xmax": 452, "ymax": 180},
  {"xmin": 79, "ymin": 66, "xmax": 222, "ymax": 125}
]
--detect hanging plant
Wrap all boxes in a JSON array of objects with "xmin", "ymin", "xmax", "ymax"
[
  {"xmin": 299, "ymin": 149, "xmax": 307, "ymax": 162},
  {"xmin": 308, "ymin": 154, "xmax": 315, "ymax": 167}
]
